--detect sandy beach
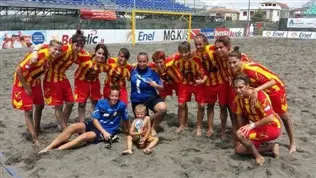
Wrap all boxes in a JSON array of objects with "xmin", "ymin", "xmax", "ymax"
[{"xmin": 0, "ymin": 38, "xmax": 316, "ymax": 178}]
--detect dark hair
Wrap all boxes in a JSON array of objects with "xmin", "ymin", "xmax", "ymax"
[
  {"xmin": 110, "ymin": 84, "xmax": 120, "ymax": 93},
  {"xmin": 71, "ymin": 29, "xmax": 85, "ymax": 44},
  {"xmin": 228, "ymin": 46, "xmax": 242, "ymax": 59},
  {"xmin": 118, "ymin": 48, "xmax": 130, "ymax": 60},
  {"xmin": 94, "ymin": 44, "xmax": 109, "ymax": 59},
  {"xmin": 152, "ymin": 50, "xmax": 166, "ymax": 62},
  {"xmin": 233, "ymin": 74, "xmax": 250, "ymax": 87},
  {"xmin": 137, "ymin": 52, "xmax": 148, "ymax": 61},
  {"xmin": 215, "ymin": 36, "xmax": 231, "ymax": 48},
  {"xmin": 178, "ymin": 41, "xmax": 191, "ymax": 53},
  {"xmin": 194, "ymin": 33, "xmax": 209, "ymax": 45}
]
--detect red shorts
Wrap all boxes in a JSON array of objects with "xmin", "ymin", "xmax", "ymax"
[
  {"xmin": 247, "ymin": 124, "xmax": 281, "ymax": 148},
  {"xmin": 44, "ymin": 79, "xmax": 74, "ymax": 106},
  {"xmin": 228, "ymin": 85, "xmax": 236, "ymax": 109},
  {"xmin": 159, "ymin": 83, "xmax": 178, "ymax": 98},
  {"xmin": 269, "ymin": 89, "xmax": 288, "ymax": 114},
  {"xmin": 103, "ymin": 86, "xmax": 128, "ymax": 105},
  {"xmin": 12, "ymin": 84, "xmax": 44, "ymax": 111},
  {"xmin": 178, "ymin": 83, "xmax": 204, "ymax": 104},
  {"xmin": 204, "ymin": 83, "xmax": 228, "ymax": 105},
  {"xmin": 74, "ymin": 79, "xmax": 102, "ymax": 103}
]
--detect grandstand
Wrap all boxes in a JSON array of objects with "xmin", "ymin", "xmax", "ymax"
[{"xmin": 302, "ymin": 0, "xmax": 316, "ymax": 17}]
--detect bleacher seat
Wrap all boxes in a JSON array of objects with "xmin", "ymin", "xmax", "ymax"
[
  {"xmin": 111, "ymin": 0, "xmax": 192, "ymax": 11},
  {"xmin": 18, "ymin": 0, "xmax": 104, "ymax": 6}
]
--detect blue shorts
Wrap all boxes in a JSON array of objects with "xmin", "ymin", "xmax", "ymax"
[
  {"xmin": 132, "ymin": 94, "xmax": 163, "ymax": 116},
  {"xmin": 84, "ymin": 121, "xmax": 105, "ymax": 144}
]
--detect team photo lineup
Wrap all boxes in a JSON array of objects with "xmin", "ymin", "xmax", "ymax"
[{"xmin": 10, "ymin": 29, "xmax": 298, "ymax": 167}]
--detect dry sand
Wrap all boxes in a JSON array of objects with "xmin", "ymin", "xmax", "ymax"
[{"xmin": 0, "ymin": 38, "xmax": 316, "ymax": 178}]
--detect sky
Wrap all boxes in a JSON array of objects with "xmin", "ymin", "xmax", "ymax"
[{"xmin": 199, "ymin": 0, "xmax": 309, "ymax": 9}]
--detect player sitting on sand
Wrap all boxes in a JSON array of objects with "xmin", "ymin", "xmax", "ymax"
[
  {"xmin": 38, "ymin": 85, "xmax": 129, "ymax": 154},
  {"xmin": 233, "ymin": 75, "xmax": 281, "ymax": 166},
  {"xmin": 12, "ymin": 39, "xmax": 63, "ymax": 147},
  {"xmin": 122, "ymin": 104, "xmax": 159, "ymax": 155}
]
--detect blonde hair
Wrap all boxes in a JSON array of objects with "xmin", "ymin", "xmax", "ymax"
[{"xmin": 135, "ymin": 104, "xmax": 147, "ymax": 114}]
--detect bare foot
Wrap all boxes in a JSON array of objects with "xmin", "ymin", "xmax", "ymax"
[
  {"xmin": 221, "ymin": 132, "xmax": 227, "ymax": 140},
  {"xmin": 289, "ymin": 144, "xmax": 296, "ymax": 154},
  {"xmin": 176, "ymin": 126, "xmax": 185, "ymax": 133},
  {"xmin": 143, "ymin": 148, "xmax": 152, "ymax": 155},
  {"xmin": 38, "ymin": 148, "xmax": 50, "ymax": 155},
  {"xmin": 34, "ymin": 139, "xmax": 43, "ymax": 148},
  {"xmin": 206, "ymin": 129, "xmax": 213, "ymax": 137},
  {"xmin": 122, "ymin": 150, "xmax": 133, "ymax": 155},
  {"xmin": 273, "ymin": 143, "xmax": 280, "ymax": 158},
  {"xmin": 255, "ymin": 155, "xmax": 265, "ymax": 166},
  {"xmin": 196, "ymin": 128, "xmax": 202, "ymax": 137}
]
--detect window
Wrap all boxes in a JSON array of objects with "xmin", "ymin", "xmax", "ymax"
[
  {"xmin": 263, "ymin": 11, "xmax": 267, "ymax": 17},
  {"xmin": 243, "ymin": 11, "xmax": 247, "ymax": 16},
  {"xmin": 250, "ymin": 11, "xmax": 254, "ymax": 16},
  {"xmin": 273, "ymin": 4, "xmax": 276, "ymax": 6},
  {"xmin": 277, "ymin": 11, "xmax": 280, "ymax": 16}
]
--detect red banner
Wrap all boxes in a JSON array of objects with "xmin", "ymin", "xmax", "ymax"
[
  {"xmin": 215, "ymin": 28, "xmax": 230, "ymax": 38},
  {"xmin": 80, "ymin": 9, "xmax": 117, "ymax": 20}
]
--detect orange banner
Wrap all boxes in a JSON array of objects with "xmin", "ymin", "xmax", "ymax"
[{"xmin": 80, "ymin": 9, "xmax": 117, "ymax": 20}]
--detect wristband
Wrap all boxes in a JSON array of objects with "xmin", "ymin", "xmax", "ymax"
[
  {"xmin": 249, "ymin": 123, "xmax": 255, "ymax": 129},
  {"xmin": 32, "ymin": 49, "xmax": 38, "ymax": 52}
]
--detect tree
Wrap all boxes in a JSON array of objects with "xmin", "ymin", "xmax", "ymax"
[{"xmin": 251, "ymin": 9, "xmax": 266, "ymax": 22}]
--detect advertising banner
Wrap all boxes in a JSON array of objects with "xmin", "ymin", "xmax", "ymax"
[
  {"xmin": 163, "ymin": 29, "xmax": 189, "ymax": 41},
  {"xmin": 80, "ymin": 9, "xmax": 117, "ymax": 20},
  {"xmin": 229, "ymin": 28, "xmax": 244, "ymax": 37},
  {"xmin": 46, "ymin": 29, "xmax": 130, "ymax": 45},
  {"xmin": 215, "ymin": 28, "xmax": 229, "ymax": 38},
  {"xmin": 200, "ymin": 28, "xmax": 215, "ymax": 39},
  {"xmin": 0, "ymin": 30, "xmax": 46, "ymax": 49},
  {"xmin": 190, "ymin": 29, "xmax": 201, "ymax": 39},
  {"xmin": 262, "ymin": 31, "xmax": 288, "ymax": 38},
  {"xmin": 287, "ymin": 31, "xmax": 316, "ymax": 39},
  {"xmin": 287, "ymin": 18, "xmax": 316, "ymax": 28}
]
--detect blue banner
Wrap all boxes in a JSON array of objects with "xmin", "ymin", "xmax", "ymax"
[{"xmin": 201, "ymin": 28, "xmax": 215, "ymax": 39}]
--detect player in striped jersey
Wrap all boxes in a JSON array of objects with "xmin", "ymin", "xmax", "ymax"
[
  {"xmin": 32, "ymin": 30, "xmax": 91, "ymax": 131},
  {"xmin": 213, "ymin": 37, "xmax": 253, "ymax": 143},
  {"xmin": 228, "ymin": 47, "xmax": 296, "ymax": 154},
  {"xmin": 74, "ymin": 44, "xmax": 111, "ymax": 122},
  {"xmin": 194, "ymin": 33, "xmax": 230, "ymax": 139},
  {"xmin": 12, "ymin": 40, "xmax": 63, "ymax": 146},
  {"xmin": 233, "ymin": 75, "xmax": 281, "ymax": 166},
  {"xmin": 149, "ymin": 51, "xmax": 182, "ymax": 99},
  {"xmin": 172, "ymin": 41, "xmax": 207, "ymax": 136},
  {"xmin": 104, "ymin": 48, "xmax": 133, "ymax": 105}
]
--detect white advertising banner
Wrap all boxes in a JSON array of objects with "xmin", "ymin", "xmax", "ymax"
[
  {"xmin": 46, "ymin": 29, "xmax": 131, "ymax": 44},
  {"xmin": 262, "ymin": 31, "xmax": 288, "ymax": 38},
  {"xmin": 287, "ymin": 31, "xmax": 316, "ymax": 39},
  {"xmin": 229, "ymin": 28, "xmax": 244, "ymax": 37},
  {"xmin": 287, "ymin": 18, "xmax": 316, "ymax": 28}
]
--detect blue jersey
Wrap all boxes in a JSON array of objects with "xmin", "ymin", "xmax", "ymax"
[
  {"xmin": 91, "ymin": 99, "xmax": 128, "ymax": 135},
  {"xmin": 130, "ymin": 67, "xmax": 162, "ymax": 103}
]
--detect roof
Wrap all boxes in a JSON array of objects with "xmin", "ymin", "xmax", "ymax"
[
  {"xmin": 208, "ymin": 7, "xmax": 240, "ymax": 14},
  {"xmin": 260, "ymin": 1, "xmax": 289, "ymax": 9}
]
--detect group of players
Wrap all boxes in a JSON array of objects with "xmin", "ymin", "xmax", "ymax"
[{"xmin": 11, "ymin": 29, "xmax": 296, "ymax": 166}]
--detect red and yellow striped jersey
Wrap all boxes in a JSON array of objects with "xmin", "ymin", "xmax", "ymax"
[
  {"xmin": 170, "ymin": 53, "xmax": 206, "ymax": 85},
  {"xmin": 196, "ymin": 45, "xmax": 225, "ymax": 86},
  {"xmin": 44, "ymin": 45, "xmax": 90, "ymax": 82},
  {"xmin": 148, "ymin": 60, "xmax": 182, "ymax": 84},
  {"xmin": 104, "ymin": 57, "xmax": 133, "ymax": 88},
  {"xmin": 13, "ymin": 48, "xmax": 51, "ymax": 87},
  {"xmin": 234, "ymin": 90, "xmax": 281, "ymax": 128},
  {"xmin": 74, "ymin": 55, "xmax": 110, "ymax": 82},
  {"xmin": 238, "ymin": 62, "xmax": 285, "ymax": 94},
  {"xmin": 216, "ymin": 52, "xmax": 252, "ymax": 81}
]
